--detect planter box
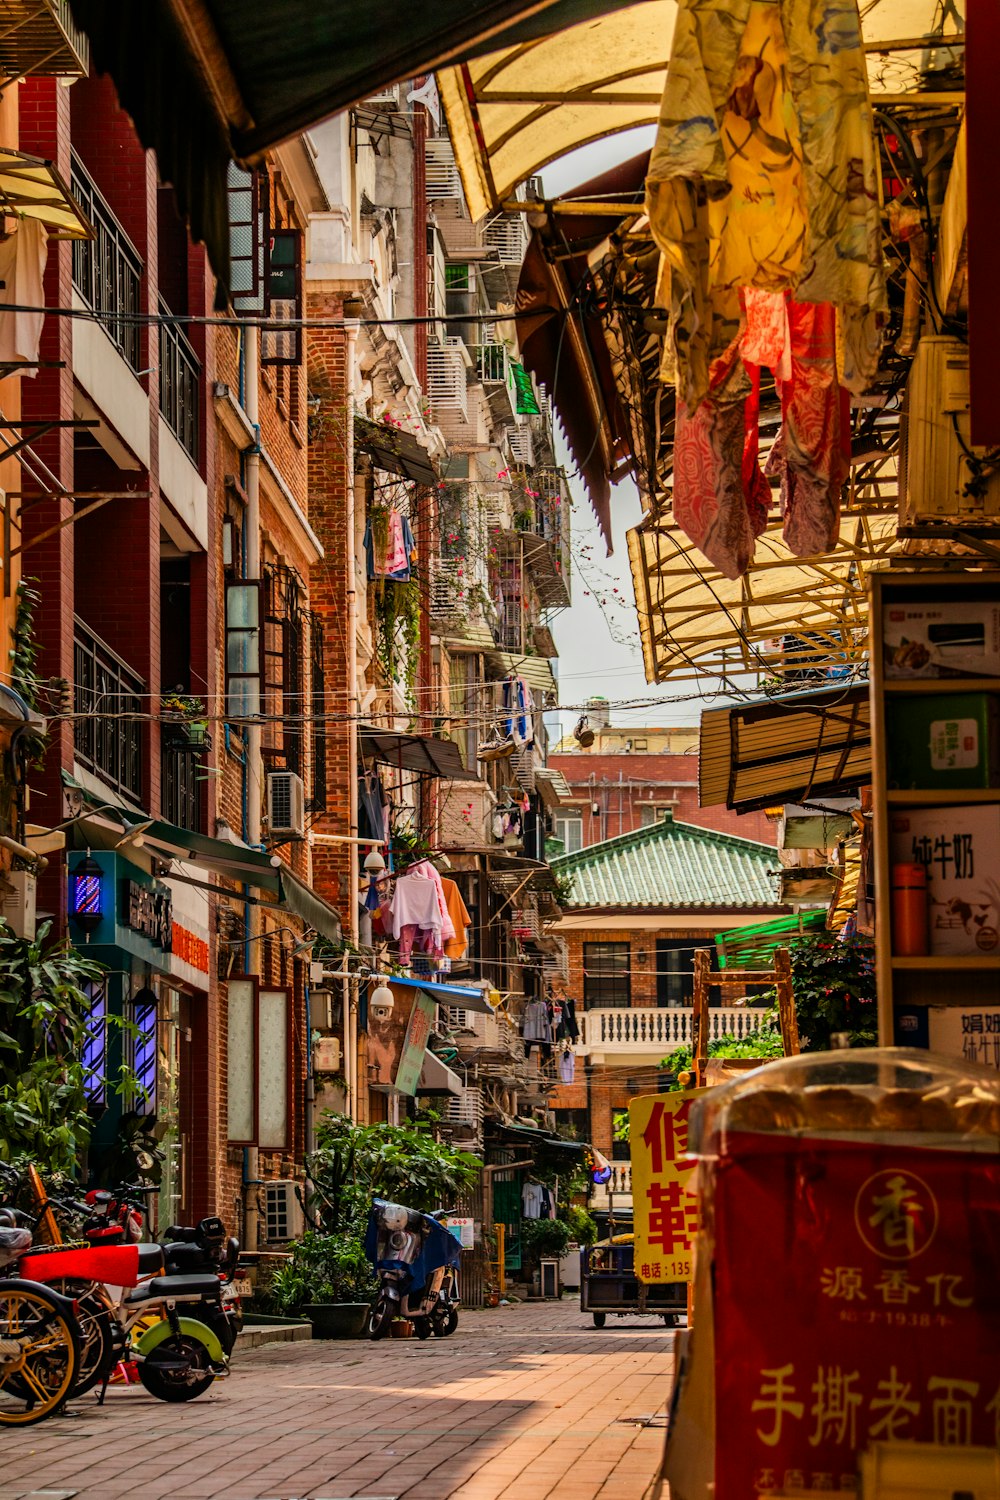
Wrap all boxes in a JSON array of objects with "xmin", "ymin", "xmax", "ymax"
[{"xmin": 300, "ymin": 1302, "xmax": 370, "ymax": 1339}]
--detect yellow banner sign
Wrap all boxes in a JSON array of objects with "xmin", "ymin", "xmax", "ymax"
[{"xmin": 629, "ymin": 1091, "xmax": 707, "ymax": 1285}]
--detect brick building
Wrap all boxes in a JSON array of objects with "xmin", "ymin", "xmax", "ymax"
[
  {"xmin": 547, "ymin": 704, "xmax": 775, "ymax": 851},
  {"xmin": 547, "ymin": 816, "xmax": 786, "ymax": 1199}
]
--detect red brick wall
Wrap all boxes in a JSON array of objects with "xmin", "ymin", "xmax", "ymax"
[{"xmin": 548, "ymin": 750, "xmax": 776, "ymax": 846}]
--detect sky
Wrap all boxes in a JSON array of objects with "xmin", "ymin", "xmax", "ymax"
[{"xmin": 536, "ymin": 130, "xmax": 722, "ymax": 744}]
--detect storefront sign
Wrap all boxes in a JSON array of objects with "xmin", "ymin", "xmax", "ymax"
[
  {"xmin": 171, "ymin": 922, "xmax": 209, "ymax": 974},
  {"xmin": 929, "ymin": 1005, "xmax": 1000, "ymax": 1070},
  {"xmin": 124, "ymin": 881, "xmax": 172, "ymax": 950},
  {"xmin": 445, "ymin": 1216, "xmax": 475, "ymax": 1249},
  {"xmin": 394, "ymin": 989, "xmax": 436, "ymax": 1096},
  {"xmin": 629, "ymin": 1091, "xmax": 706, "ymax": 1285},
  {"xmin": 713, "ymin": 1134, "xmax": 1000, "ymax": 1495}
]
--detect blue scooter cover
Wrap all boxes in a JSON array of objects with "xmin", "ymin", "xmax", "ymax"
[{"xmin": 364, "ymin": 1198, "xmax": 460, "ymax": 1298}]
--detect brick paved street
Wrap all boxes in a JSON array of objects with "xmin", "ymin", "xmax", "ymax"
[{"xmin": 0, "ymin": 1302, "xmax": 675, "ymax": 1500}]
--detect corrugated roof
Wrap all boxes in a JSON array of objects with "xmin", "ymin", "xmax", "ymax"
[{"xmin": 551, "ymin": 816, "xmax": 782, "ymax": 912}]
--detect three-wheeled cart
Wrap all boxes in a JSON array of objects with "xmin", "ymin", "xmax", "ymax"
[{"xmin": 580, "ymin": 1234, "xmax": 687, "ymax": 1328}]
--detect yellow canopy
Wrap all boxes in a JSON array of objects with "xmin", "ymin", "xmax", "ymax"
[
  {"xmin": 439, "ymin": 0, "xmax": 964, "ymax": 220},
  {"xmin": 627, "ymin": 508, "xmax": 901, "ymax": 684}
]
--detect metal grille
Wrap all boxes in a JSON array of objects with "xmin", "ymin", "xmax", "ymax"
[
  {"xmin": 426, "ymin": 338, "xmax": 469, "ymax": 420},
  {"xmin": 0, "ymin": 0, "xmax": 89, "ymax": 76},
  {"xmin": 262, "ymin": 562, "xmax": 304, "ymax": 776},
  {"xmin": 162, "ymin": 737, "xmax": 201, "ymax": 831},
  {"xmin": 308, "ymin": 611, "xmax": 327, "ymax": 811},
  {"xmin": 425, "ymin": 138, "xmax": 464, "ymax": 198},
  {"xmin": 158, "ymin": 296, "xmax": 200, "ymax": 461},
  {"xmin": 73, "ymin": 617, "xmax": 143, "ymax": 801},
  {"xmin": 70, "ymin": 154, "xmax": 143, "ymax": 372}
]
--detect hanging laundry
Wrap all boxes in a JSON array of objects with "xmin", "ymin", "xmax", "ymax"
[
  {"xmin": 364, "ymin": 508, "xmax": 415, "ymax": 581},
  {"xmin": 555, "ymin": 998, "xmax": 579, "ymax": 1044},
  {"xmin": 522, "ymin": 999, "xmax": 553, "ymax": 1045},
  {"xmin": 646, "ymin": 0, "xmax": 886, "ymax": 415},
  {"xmin": 406, "ymin": 861, "xmax": 456, "ymax": 945},
  {"xmin": 522, "ymin": 1180, "xmax": 545, "ymax": 1219},
  {"xmin": 358, "ymin": 771, "xmax": 388, "ymax": 843},
  {"xmin": 440, "ymin": 877, "xmax": 472, "ymax": 961},
  {"xmin": 558, "ymin": 1048, "xmax": 576, "ymax": 1085},
  {"xmin": 0, "ymin": 219, "xmax": 48, "ymax": 372},
  {"xmin": 501, "ymin": 675, "xmax": 534, "ymax": 747},
  {"xmin": 672, "ymin": 293, "xmax": 849, "ymax": 578},
  {"xmin": 391, "ymin": 874, "xmax": 445, "ymax": 962}
]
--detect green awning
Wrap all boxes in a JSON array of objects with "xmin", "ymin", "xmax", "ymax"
[
  {"xmin": 67, "ymin": 0, "xmax": 624, "ymax": 302},
  {"xmin": 715, "ymin": 910, "xmax": 829, "ymax": 970},
  {"xmin": 510, "ymin": 362, "xmax": 540, "ymax": 416}
]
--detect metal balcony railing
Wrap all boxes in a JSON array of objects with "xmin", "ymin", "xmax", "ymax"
[
  {"xmin": 158, "ymin": 297, "xmax": 200, "ymax": 463},
  {"xmin": 0, "ymin": 0, "xmax": 89, "ymax": 77},
  {"xmin": 73, "ymin": 618, "xmax": 143, "ymax": 802},
  {"xmin": 162, "ymin": 734, "xmax": 201, "ymax": 831},
  {"xmin": 471, "ymin": 342, "xmax": 508, "ymax": 385},
  {"xmin": 71, "ymin": 155, "xmax": 143, "ymax": 373}
]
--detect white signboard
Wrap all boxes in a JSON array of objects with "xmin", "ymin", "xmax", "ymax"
[
  {"xmin": 445, "ymin": 1216, "xmax": 474, "ymax": 1249},
  {"xmin": 929, "ymin": 1006, "xmax": 1000, "ymax": 1071}
]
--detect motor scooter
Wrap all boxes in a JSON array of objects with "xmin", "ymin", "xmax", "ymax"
[{"xmin": 365, "ymin": 1199, "xmax": 461, "ymax": 1340}]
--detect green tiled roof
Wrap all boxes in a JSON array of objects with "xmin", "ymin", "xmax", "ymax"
[{"xmin": 551, "ymin": 816, "xmax": 781, "ymax": 912}]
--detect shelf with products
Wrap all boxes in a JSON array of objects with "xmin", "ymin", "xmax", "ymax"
[{"xmin": 869, "ymin": 569, "xmax": 1000, "ymax": 1051}]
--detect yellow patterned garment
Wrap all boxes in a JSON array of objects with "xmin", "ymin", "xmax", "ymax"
[{"xmin": 646, "ymin": 0, "xmax": 886, "ymax": 410}]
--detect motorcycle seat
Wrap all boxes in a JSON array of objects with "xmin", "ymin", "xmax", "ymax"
[
  {"xmin": 137, "ymin": 1243, "xmax": 165, "ymax": 1274},
  {"xmin": 125, "ymin": 1273, "xmax": 222, "ymax": 1303}
]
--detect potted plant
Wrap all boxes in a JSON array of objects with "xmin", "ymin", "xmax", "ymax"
[
  {"xmin": 161, "ymin": 691, "xmax": 212, "ymax": 752},
  {"xmin": 269, "ymin": 1229, "xmax": 377, "ymax": 1338}
]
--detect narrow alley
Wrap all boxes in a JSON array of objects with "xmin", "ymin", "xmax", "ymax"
[{"xmin": 0, "ymin": 1304, "xmax": 673, "ymax": 1500}]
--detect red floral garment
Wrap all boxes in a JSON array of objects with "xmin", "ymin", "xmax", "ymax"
[{"xmin": 672, "ymin": 292, "xmax": 849, "ymax": 579}]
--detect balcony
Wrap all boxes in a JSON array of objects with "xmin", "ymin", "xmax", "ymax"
[
  {"xmin": 590, "ymin": 1161, "xmax": 633, "ymax": 1210},
  {"xmin": 0, "ymin": 0, "xmax": 89, "ymax": 78},
  {"xmin": 158, "ymin": 297, "xmax": 200, "ymax": 463},
  {"xmin": 470, "ymin": 342, "xmax": 518, "ymax": 427},
  {"xmin": 497, "ymin": 468, "xmax": 571, "ymax": 610},
  {"xmin": 578, "ymin": 1006, "xmax": 767, "ymax": 1055},
  {"xmin": 162, "ymin": 732, "xmax": 201, "ymax": 831},
  {"xmin": 73, "ymin": 618, "xmax": 143, "ymax": 804},
  {"xmin": 71, "ymin": 156, "xmax": 143, "ymax": 374}
]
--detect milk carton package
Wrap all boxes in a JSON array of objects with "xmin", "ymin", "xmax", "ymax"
[
  {"xmin": 890, "ymin": 806, "xmax": 1000, "ymax": 955},
  {"xmin": 883, "ymin": 600, "xmax": 1000, "ymax": 678}
]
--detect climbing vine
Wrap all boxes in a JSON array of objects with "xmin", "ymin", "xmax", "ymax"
[{"xmin": 373, "ymin": 576, "xmax": 421, "ymax": 709}]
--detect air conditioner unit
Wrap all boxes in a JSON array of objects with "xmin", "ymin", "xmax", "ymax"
[
  {"xmin": 900, "ymin": 337, "xmax": 1000, "ymax": 520},
  {"xmin": 267, "ymin": 770, "xmax": 306, "ymax": 838},
  {"xmin": 263, "ymin": 1179, "xmax": 304, "ymax": 1244},
  {"xmin": 0, "ymin": 870, "xmax": 36, "ymax": 939}
]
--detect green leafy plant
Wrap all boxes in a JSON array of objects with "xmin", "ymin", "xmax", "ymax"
[
  {"xmin": 756, "ymin": 934, "xmax": 878, "ymax": 1051},
  {"xmin": 0, "ymin": 920, "xmax": 107, "ymax": 1172},
  {"xmin": 652, "ymin": 1027, "xmax": 785, "ymax": 1097},
  {"xmin": 520, "ymin": 1217, "xmax": 571, "ymax": 1265},
  {"xmin": 9, "ymin": 581, "xmax": 53, "ymax": 769},
  {"xmin": 269, "ymin": 1229, "xmax": 377, "ymax": 1313},
  {"xmin": 558, "ymin": 1202, "xmax": 597, "ymax": 1247},
  {"xmin": 373, "ymin": 576, "xmax": 421, "ymax": 708},
  {"xmin": 308, "ymin": 1113, "xmax": 480, "ymax": 1232}
]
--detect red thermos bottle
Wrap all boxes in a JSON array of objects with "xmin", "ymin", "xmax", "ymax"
[{"xmin": 892, "ymin": 862, "xmax": 928, "ymax": 956}]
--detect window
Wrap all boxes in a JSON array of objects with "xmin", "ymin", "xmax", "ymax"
[
  {"xmin": 639, "ymin": 803, "xmax": 657, "ymax": 828},
  {"xmin": 554, "ymin": 814, "xmax": 583, "ymax": 854},
  {"xmin": 583, "ymin": 942, "xmax": 631, "ymax": 1009},
  {"xmin": 225, "ymin": 581, "xmax": 263, "ymax": 719},
  {"xmin": 633, "ymin": 738, "xmax": 648, "ymax": 751},
  {"xmin": 262, "ymin": 562, "xmax": 305, "ymax": 775},
  {"xmin": 308, "ymin": 611, "xmax": 327, "ymax": 810},
  {"xmin": 445, "ymin": 263, "xmax": 471, "ymax": 292},
  {"xmin": 228, "ymin": 163, "xmax": 270, "ymax": 313},
  {"xmin": 261, "ymin": 227, "xmax": 303, "ymax": 366},
  {"xmin": 612, "ymin": 1109, "xmax": 630, "ymax": 1161},
  {"xmin": 226, "ymin": 979, "xmax": 291, "ymax": 1147}
]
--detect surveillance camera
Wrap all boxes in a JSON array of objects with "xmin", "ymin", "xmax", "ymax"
[{"xmin": 369, "ymin": 1000, "xmax": 394, "ymax": 1022}]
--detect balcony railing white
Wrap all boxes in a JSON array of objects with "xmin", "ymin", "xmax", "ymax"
[{"xmin": 579, "ymin": 1006, "xmax": 766, "ymax": 1053}]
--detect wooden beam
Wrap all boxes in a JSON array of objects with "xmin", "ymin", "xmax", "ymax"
[
  {"xmin": 692, "ymin": 950, "xmax": 711, "ymax": 1090},
  {"xmin": 774, "ymin": 947, "xmax": 801, "ymax": 1057}
]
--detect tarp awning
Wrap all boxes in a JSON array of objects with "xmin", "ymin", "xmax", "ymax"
[
  {"xmin": 699, "ymin": 685, "xmax": 871, "ymax": 815},
  {"xmin": 67, "ymin": 0, "xmax": 627, "ymax": 300},
  {"xmin": 439, "ymin": 0, "xmax": 965, "ymax": 220},
  {"xmin": 0, "ymin": 150, "xmax": 93, "ymax": 239},
  {"xmin": 386, "ymin": 973, "xmax": 496, "ymax": 1015},
  {"xmin": 355, "ymin": 416, "xmax": 438, "ymax": 487},
  {"xmin": 486, "ymin": 652, "xmax": 557, "ymax": 696},
  {"xmin": 359, "ymin": 727, "xmax": 481, "ymax": 782},
  {"xmin": 628, "ymin": 510, "xmax": 900, "ymax": 684}
]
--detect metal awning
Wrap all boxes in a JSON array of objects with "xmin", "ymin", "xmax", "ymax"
[
  {"xmin": 628, "ymin": 510, "xmax": 900, "ymax": 684},
  {"xmin": 418, "ymin": 1050, "xmax": 465, "ymax": 1096},
  {"xmin": 355, "ymin": 416, "xmax": 438, "ymax": 487},
  {"xmin": 439, "ymin": 0, "xmax": 965, "ymax": 220},
  {"xmin": 486, "ymin": 852, "xmax": 561, "ymax": 894},
  {"xmin": 359, "ymin": 727, "xmax": 480, "ymax": 782},
  {"xmin": 715, "ymin": 910, "xmax": 829, "ymax": 968},
  {"xmin": 0, "ymin": 150, "xmax": 93, "ymax": 239},
  {"xmin": 699, "ymin": 685, "xmax": 871, "ymax": 815},
  {"xmin": 61, "ymin": 777, "xmax": 343, "ymax": 942},
  {"xmin": 387, "ymin": 973, "xmax": 496, "ymax": 1015},
  {"xmin": 533, "ymin": 767, "xmax": 575, "ymax": 811},
  {"xmin": 486, "ymin": 652, "xmax": 557, "ymax": 697}
]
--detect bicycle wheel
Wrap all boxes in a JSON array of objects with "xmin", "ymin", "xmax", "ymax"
[
  {"xmin": 51, "ymin": 1283, "xmax": 116, "ymax": 1398},
  {"xmin": 0, "ymin": 1281, "xmax": 79, "ymax": 1425}
]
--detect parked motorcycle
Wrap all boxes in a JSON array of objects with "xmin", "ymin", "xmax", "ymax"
[
  {"xmin": 365, "ymin": 1200, "xmax": 461, "ymax": 1341},
  {"xmin": 0, "ymin": 1164, "xmax": 239, "ymax": 1403}
]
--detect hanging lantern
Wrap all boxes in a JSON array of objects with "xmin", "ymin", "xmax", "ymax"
[{"xmin": 69, "ymin": 856, "xmax": 104, "ymax": 934}]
